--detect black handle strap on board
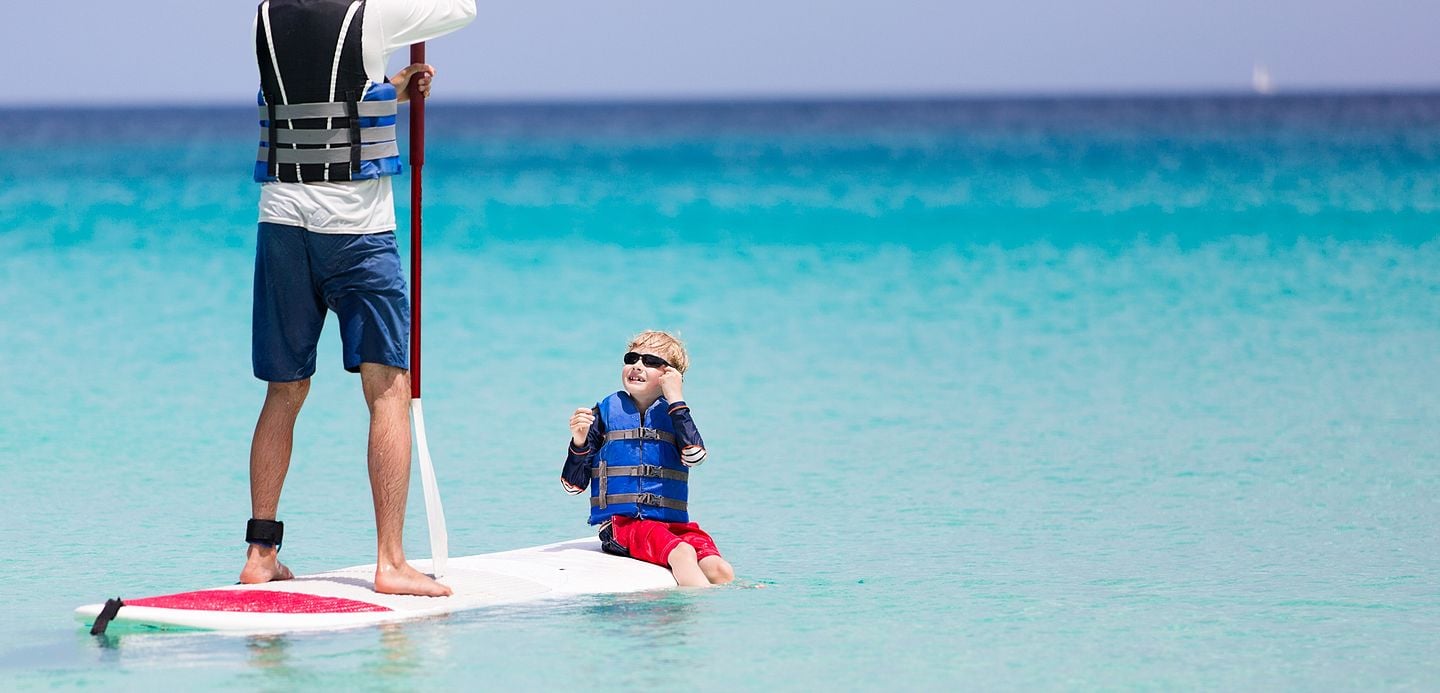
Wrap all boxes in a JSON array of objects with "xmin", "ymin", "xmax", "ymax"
[{"xmin": 89, "ymin": 597, "xmax": 124, "ymax": 635}]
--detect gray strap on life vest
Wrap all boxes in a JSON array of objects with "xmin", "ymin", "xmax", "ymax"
[
  {"xmin": 600, "ymin": 464, "xmax": 688, "ymax": 482},
  {"xmin": 590, "ymin": 493, "xmax": 687, "ymax": 512},
  {"xmin": 265, "ymin": 125, "xmax": 397, "ymax": 146},
  {"xmin": 597, "ymin": 458, "xmax": 608, "ymax": 509},
  {"xmin": 604, "ymin": 428, "xmax": 676, "ymax": 445},
  {"xmin": 266, "ymin": 103, "xmax": 279, "ymax": 176},
  {"xmin": 257, "ymin": 141, "xmax": 400, "ymax": 165},
  {"xmin": 345, "ymin": 96, "xmax": 361, "ymax": 172},
  {"xmin": 262, "ymin": 100, "xmax": 397, "ymax": 120}
]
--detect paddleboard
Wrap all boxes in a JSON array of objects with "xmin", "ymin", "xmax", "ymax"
[{"xmin": 76, "ymin": 537, "xmax": 674, "ymax": 634}]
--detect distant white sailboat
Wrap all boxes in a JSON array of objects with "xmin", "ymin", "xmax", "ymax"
[{"xmin": 1252, "ymin": 63, "xmax": 1275, "ymax": 95}]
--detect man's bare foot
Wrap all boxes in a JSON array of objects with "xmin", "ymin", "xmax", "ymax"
[
  {"xmin": 239, "ymin": 545, "xmax": 294, "ymax": 584},
  {"xmin": 374, "ymin": 562, "xmax": 452, "ymax": 597}
]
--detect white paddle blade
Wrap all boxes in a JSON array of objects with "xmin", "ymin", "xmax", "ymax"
[{"xmin": 411, "ymin": 398, "xmax": 449, "ymax": 577}]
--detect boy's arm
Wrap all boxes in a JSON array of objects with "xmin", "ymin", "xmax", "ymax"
[
  {"xmin": 561, "ymin": 408, "xmax": 603, "ymax": 493},
  {"xmin": 667, "ymin": 400, "xmax": 708, "ymax": 467},
  {"xmin": 658, "ymin": 368, "xmax": 707, "ymax": 466}
]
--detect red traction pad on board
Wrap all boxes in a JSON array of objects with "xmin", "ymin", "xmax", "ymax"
[{"xmin": 125, "ymin": 589, "xmax": 392, "ymax": 614}]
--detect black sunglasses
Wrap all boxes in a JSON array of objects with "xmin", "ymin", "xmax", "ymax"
[{"xmin": 623, "ymin": 352, "xmax": 672, "ymax": 369}]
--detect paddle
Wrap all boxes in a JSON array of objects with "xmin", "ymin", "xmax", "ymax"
[{"xmin": 408, "ymin": 41, "xmax": 449, "ymax": 578}]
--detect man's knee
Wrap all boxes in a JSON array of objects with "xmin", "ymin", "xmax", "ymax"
[
  {"xmin": 360, "ymin": 363, "xmax": 410, "ymax": 404},
  {"xmin": 265, "ymin": 378, "xmax": 310, "ymax": 410}
]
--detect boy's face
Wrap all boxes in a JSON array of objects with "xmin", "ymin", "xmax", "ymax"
[{"xmin": 621, "ymin": 348, "xmax": 669, "ymax": 402}]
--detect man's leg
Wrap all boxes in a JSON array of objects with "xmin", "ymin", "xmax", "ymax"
[
  {"xmin": 360, "ymin": 363, "xmax": 452, "ymax": 597},
  {"xmin": 239, "ymin": 379, "xmax": 309, "ymax": 584}
]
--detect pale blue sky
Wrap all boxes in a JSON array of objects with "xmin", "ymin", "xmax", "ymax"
[{"xmin": 4, "ymin": 1, "xmax": 1437, "ymax": 105}]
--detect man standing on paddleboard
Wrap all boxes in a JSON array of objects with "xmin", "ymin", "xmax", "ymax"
[{"xmin": 242, "ymin": 0, "xmax": 475, "ymax": 597}]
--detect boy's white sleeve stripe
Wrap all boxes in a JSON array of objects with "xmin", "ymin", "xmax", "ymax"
[{"xmin": 680, "ymin": 446, "xmax": 707, "ymax": 466}]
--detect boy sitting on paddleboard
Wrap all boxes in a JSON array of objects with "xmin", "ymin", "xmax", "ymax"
[{"xmin": 560, "ymin": 331, "xmax": 735, "ymax": 587}]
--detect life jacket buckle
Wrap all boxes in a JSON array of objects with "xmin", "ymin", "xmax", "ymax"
[{"xmin": 636, "ymin": 493, "xmax": 659, "ymax": 506}]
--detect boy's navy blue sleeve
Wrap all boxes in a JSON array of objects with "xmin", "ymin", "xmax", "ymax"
[
  {"xmin": 561, "ymin": 410, "xmax": 604, "ymax": 493},
  {"xmin": 667, "ymin": 400, "xmax": 708, "ymax": 466}
]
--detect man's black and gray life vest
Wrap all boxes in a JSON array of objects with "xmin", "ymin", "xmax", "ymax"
[
  {"xmin": 588, "ymin": 392, "xmax": 690, "ymax": 525},
  {"xmin": 253, "ymin": 0, "xmax": 401, "ymax": 183}
]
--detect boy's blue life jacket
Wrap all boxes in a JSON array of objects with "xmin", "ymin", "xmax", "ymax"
[
  {"xmin": 588, "ymin": 392, "xmax": 690, "ymax": 526},
  {"xmin": 253, "ymin": 0, "xmax": 401, "ymax": 184}
]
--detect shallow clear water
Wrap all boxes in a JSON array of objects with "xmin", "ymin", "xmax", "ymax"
[{"xmin": 1, "ymin": 96, "xmax": 1438, "ymax": 689}]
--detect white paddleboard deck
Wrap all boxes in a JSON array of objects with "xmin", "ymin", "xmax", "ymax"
[{"xmin": 76, "ymin": 537, "xmax": 674, "ymax": 634}]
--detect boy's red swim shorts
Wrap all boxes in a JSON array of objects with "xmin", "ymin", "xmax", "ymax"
[{"xmin": 610, "ymin": 515, "xmax": 722, "ymax": 566}]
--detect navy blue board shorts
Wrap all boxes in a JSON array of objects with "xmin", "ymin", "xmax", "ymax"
[{"xmin": 252, "ymin": 222, "xmax": 409, "ymax": 382}]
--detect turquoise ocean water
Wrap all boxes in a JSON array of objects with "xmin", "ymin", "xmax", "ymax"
[{"xmin": 1, "ymin": 95, "xmax": 1438, "ymax": 689}]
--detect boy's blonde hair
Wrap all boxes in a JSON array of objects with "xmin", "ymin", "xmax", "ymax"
[{"xmin": 627, "ymin": 330, "xmax": 690, "ymax": 374}]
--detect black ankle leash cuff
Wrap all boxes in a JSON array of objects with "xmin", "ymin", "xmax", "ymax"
[{"xmin": 246, "ymin": 518, "xmax": 284, "ymax": 550}]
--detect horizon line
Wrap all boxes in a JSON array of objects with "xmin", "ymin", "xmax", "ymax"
[{"xmin": 8, "ymin": 84, "xmax": 1440, "ymax": 111}]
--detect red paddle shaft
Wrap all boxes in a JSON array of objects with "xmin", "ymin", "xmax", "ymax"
[{"xmin": 409, "ymin": 43, "xmax": 425, "ymax": 399}]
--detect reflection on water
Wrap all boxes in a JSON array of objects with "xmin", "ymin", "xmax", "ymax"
[
  {"xmin": 246, "ymin": 634, "xmax": 289, "ymax": 670},
  {"xmin": 240, "ymin": 621, "xmax": 429, "ymax": 683},
  {"xmin": 92, "ymin": 632, "xmax": 121, "ymax": 653},
  {"xmin": 580, "ymin": 590, "xmax": 699, "ymax": 648},
  {"xmin": 233, "ymin": 619, "xmax": 429, "ymax": 682},
  {"xmin": 371, "ymin": 623, "xmax": 417, "ymax": 678}
]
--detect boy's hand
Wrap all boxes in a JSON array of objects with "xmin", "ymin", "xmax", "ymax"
[
  {"xmin": 560, "ymin": 478, "xmax": 583, "ymax": 495},
  {"xmin": 569, "ymin": 407, "xmax": 594, "ymax": 447},
  {"xmin": 658, "ymin": 366, "xmax": 684, "ymax": 403}
]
